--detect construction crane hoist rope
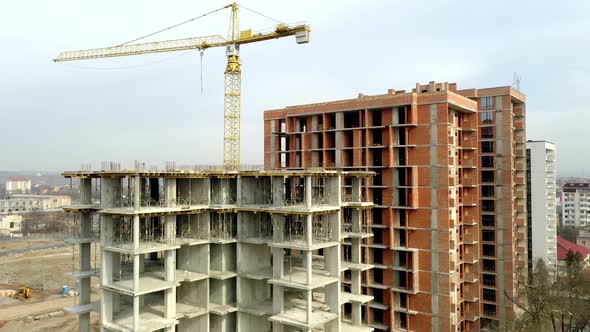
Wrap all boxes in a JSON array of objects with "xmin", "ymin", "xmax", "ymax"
[{"xmin": 53, "ymin": 3, "xmax": 311, "ymax": 170}]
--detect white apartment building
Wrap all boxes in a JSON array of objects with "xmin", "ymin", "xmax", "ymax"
[
  {"xmin": 527, "ymin": 141, "xmax": 557, "ymax": 270},
  {"xmin": 5, "ymin": 177, "xmax": 31, "ymax": 194},
  {"xmin": 563, "ymin": 183, "xmax": 590, "ymax": 227}
]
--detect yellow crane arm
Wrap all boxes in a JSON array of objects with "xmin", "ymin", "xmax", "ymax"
[
  {"xmin": 53, "ymin": 35, "xmax": 227, "ymax": 62},
  {"xmin": 52, "ymin": 24, "xmax": 310, "ymax": 63}
]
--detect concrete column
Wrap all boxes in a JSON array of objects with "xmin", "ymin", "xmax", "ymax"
[
  {"xmin": 352, "ymin": 301, "xmax": 361, "ymax": 325},
  {"xmin": 133, "ymin": 254, "xmax": 140, "ymax": 293},
  {"xmin": 112, "ymin": 253, "xmax": 121, "ymax": 313},
  {"xmin": 79, "ymin": 177, "xmax": 92, "ymax": 332},
  {"xmin": 305, "ymin": 289, "xmax": 312, "ymax": 324},
  {"xmin": 236, "ymin": 176, "xmax": 242, "ymax": 206},
  {"xmin": 134, "ymin": 176, "xmax": 141, "ymax": 210},
  {"xmin": 133, "ymin": 295, "xmax": 139, "ymax": 330},
  {"xmin": 165, "ymin": 179, "xmax": 177, "ymax": 207},
  {"xmin": 100, "ymin": 290, "xmax": 112, "ymax": 323},
  {"xmin": 305, "ymin": 176, "xmax": 312, "ymax": 208},
  {"xmin": 352, "ymin": 177, "xmax": 361, "ymax": 201},
  {"xmin": 164, "ymin": 250, "xmax": 176, "ymax": 321},
  {"xmin": 272, "ymin": 177, "xmax": 284, "ymax": 206}
]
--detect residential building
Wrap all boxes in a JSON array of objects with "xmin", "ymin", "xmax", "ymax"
[
  {"xmin": 576, "ymin": 231, "xmax": 590, "ymax": 250},
  {"xmin": 5, "ymin": 177, "xmax": 31, "ymax": 194},
  {"xmin": 0, "ymin": 214, "xmax": 23, "ymax": 237},
  {"xmin": 63, "ymin": 168, "xmax": 374, "ymax": 332},
  {"xmin": 0, "ymin": 194, "xmax": 71, "ymax": 214},
  {"xmin": 562, "ymin": 183, "xmax": 590, "ymax": 227},
  {"xmin": 264, "ymin": 81, "xmax": 528, "ymax": 331},
  {"xmin": 526, "ymin": 141, "xmax": 557, "ymax": 271},
  {"xmin": 557, "ymin": 235, "xmax": 590, "ymax": 268}
]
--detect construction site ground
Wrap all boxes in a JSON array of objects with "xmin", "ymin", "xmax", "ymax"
[{"xmin": 0, "ymin": 236, "xmax": 100, "ymax": 331}]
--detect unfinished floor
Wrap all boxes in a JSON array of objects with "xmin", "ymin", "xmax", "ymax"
[{"xmin": 64, "ymin": 168, "xmax": 374, "ymax": 332}]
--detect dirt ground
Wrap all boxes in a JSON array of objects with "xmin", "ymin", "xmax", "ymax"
[
  {"xmin": 0, "ymin": 238, "xmax": 64, "ymax": 252},
  {"xmin": 0, "ymin": 237, "xmax": 101, "ymax": 331}
]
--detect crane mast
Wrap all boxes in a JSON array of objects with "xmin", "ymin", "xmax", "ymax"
[
  {"xmin": 224, "ymin": 3, "xmax": 241, "ymax": 169},
  {"xmin": 53, "ymin": 3, "xmax": 310, "ymax": 170}
]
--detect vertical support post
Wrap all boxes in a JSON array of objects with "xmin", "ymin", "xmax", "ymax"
[
  {"xmin": 79, "ymin": 177, "xmax": 92, "ymax": 332},
  {"xmin": 305, "ymin": 176, "xmax": 312, "ymax": 208}
]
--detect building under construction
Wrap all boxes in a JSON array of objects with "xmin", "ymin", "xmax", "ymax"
[
  {"xmin": 63, "ymin": 166, "xmax": 375, "ymax": 331},
  {"xmin": 264, "ymin": 82, "xmax": 528, "ymax": 331}
]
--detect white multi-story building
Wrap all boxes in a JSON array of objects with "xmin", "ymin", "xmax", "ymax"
[
  {"xmin": 527, "ymin": 141, "xmax": 557, "ymax": 270},
  {"xmin": 562, "ymin": 183, "xmax": 590, "ymax": 227},
  {"xmin": 5, "ymin": 177, "xmax": 31, "ymax": 194}
]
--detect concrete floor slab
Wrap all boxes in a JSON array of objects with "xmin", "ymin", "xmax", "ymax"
[
  {"xmin": 269, "ymin": 239, "xmax": 339, "ymax": 251},
  {"xmin": 269, "ymin": 271, "xmax": 338, "ymax": 290},
  {"xmin": 209, "ymin": 303, "xmax": 238, "ymax": 315},
  {"xmin": 238, "ymin": 266, "xmax": 272, "ymax": 280},
  {"xmin": 340, "ymin": 291, "xmax": 373, "ymax": 304},
  {"xmin": 237, "ymin": 300, "xmax": 272, "ymax": 316},
  {"xmin": 209, "ymin": 270, "xmax": 237, "ymax": 280},
  {"xmin": 342, "ymin": 321, "xmax": 375, "ymax": 332},
  {"xmin": 106, "ymin": 308, "xmax": 178, "ymax": 332},
  {"xmin": 105, "ymin": 275, "xmax": 177, "ymax": 296},
  {"xmin": 269, "ymin": 307, "xmax": 338, "ymax": 329}
]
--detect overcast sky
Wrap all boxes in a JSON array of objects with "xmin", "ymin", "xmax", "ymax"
[{"xmin": 0, "ymin": 0, "xmax": 588, "ymax": 175}]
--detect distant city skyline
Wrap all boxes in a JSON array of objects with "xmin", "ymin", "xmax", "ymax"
[{"xmin": 1, "ymin": 0, "xmax": 589, "ymax": 175}]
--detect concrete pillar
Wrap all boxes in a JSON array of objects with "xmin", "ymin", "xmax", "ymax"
[
  {"xmin": 133, "ymin": 176, "xmax": 141, "ymax": 210},
  {"xmin": 79, "ymin": 177, "xmax": 92, "ymax": 332},
  {"xmin": 352, "ymin": 177, "xmax": 361, "ymax": 201},
  {"xmin": 236, "ymin": 177, "xmax": 242, "ymax": 206},
  {"xmin": 133, "ymin": 254, "xmax": 140, "ymax": 293},
  {"xmin": 133, "ymin": 295, "xmax": 139, "ymax": 330},
  {"xmin": 272, "ymin": 177, "xmax": 284, "ymax": 206},
  {"xmin": 305, "ymin": 289, "xmax": 312, "ymax": 324},
  {"xmin": 305, "ymin": 176, "xmax": 312, "ymax": 208}
]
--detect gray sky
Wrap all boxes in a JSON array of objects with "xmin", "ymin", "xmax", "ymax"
[{"xmin": 0, "ymin": 0, "xmax": 588, "ymax": 175}]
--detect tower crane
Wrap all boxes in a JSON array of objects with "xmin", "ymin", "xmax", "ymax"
[{"xmin": 54, "ymin": 3, "xmax": 310, "ymax": 170}]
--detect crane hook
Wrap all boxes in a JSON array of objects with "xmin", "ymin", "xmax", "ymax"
[{"xmin": 200, "ymin": 50, "xmax": 204, "ymax": 95}]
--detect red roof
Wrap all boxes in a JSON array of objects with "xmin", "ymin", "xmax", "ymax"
[
  {"xmin": 6, "ymin": 177, "xmax": 30, "ymax": 182},
  {"xmin": 557, "ymin": 235, "xmax": 590, "ymax": 260}
]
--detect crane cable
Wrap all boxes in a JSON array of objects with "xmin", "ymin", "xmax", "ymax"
[
  {"xmin": 237, "ymin": 4, "xmax": 284, "ymax": 25},
  {"xmin": 115, "ymin": 5, "xmax": 227, "ymax": 47}
]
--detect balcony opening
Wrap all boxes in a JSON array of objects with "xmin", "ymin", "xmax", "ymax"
[
  {"xmin": 482, "ymin": 214, "xmax": 495, "ymax": 227},
  {"xmin": 483, "ymin": 259, "xmax": 496, "ymax": 272},
  {"xmin": 483, "ymin": 303, "xmax": 497, "ymax": 317},
  {"xmin": 482, "ymin": 229, "xmax": 495, "ymax": 242},
  {"xmin": 372, "ymin": 110, "xmax": 382, "ymax": 126},
  {"xmin": 481, "ymin": 126, "xmax": 494, "ymax": 139},
  {"xmin": 343, "ymin": 111, "xmax": 360, "ymax": 128},
  {"xmin": 482, "ymin": 185, "xmax": 494, "ymax": 197},
  {"xmin": 483, "ymin": 273, "xmax": 496, "ymax": 287},
  {"xmin": 481, "ymin": 141, "xmax": 494, "ymax": 153},
  {"xmin": 483, "ymin": 288, "xmax": 496, "ymax": 302},
  {"xmin": 482, "ymin": 200, "xmax": 495, "ymax": 213},
  {"xmin": 482, "ymin": 244, "xmax": 495, "ymax": 257},
  {"xmin": 482, "ymin": 156, "xmax": 494, "ymax": 168}
]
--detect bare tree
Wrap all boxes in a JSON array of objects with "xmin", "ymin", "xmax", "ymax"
[{"xmin": 513, "ymin": 254, "xmax": 590, "ymax": 332}]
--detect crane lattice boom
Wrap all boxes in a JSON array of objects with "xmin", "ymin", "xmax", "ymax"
[{"xmin": 54, "ymin": 3, "xmax": 310, "ymax": 170}]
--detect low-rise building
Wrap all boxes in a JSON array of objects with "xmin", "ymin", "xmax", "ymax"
[
  {"xmin": 576, "ymin": 231, "xmax": 590, "ymax": 250},
  {"xmin": 0, "ymin": 194, "xmax": 71, "ymax": 215},
  {"xmin": 557, "ymin": 235, "xmax": 590, "ymax": 268},
  {"xmin": 0, "ymin": 215, "xmax": 23, "ymax": 237}
]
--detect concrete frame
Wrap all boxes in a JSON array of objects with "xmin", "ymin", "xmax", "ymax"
[{"xmin": 63, "ymin": 169, "xmax": 374, "ymax": 332}]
